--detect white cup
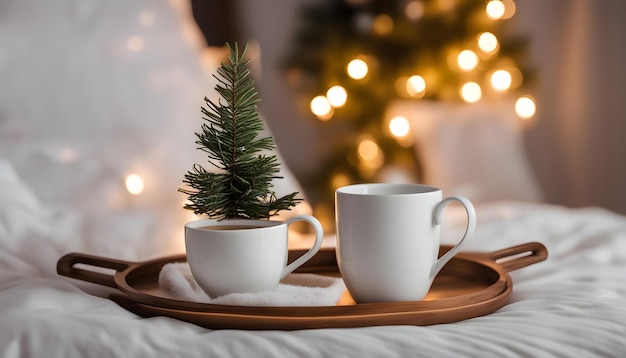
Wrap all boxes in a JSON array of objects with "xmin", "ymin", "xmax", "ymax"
[
  {"xmin": 335, "ymin": 183, "xmax": 476, "ymax": 303},
  {"xmin": 185, "ymin": 215, "xmax": 323, "ymax": 297}
]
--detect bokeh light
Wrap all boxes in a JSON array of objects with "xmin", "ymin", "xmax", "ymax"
[
  {"xmin": 515, "ymin": 95, "xmax": 537, "ymax": 119},
  {"xmin": 347, "ymin": 58, "xmax": 369, "ymax": 80},
  {"xmin": 457, "ymin": 50, "xmax": 479, "ymax": 71},
  {"xmin": 310, "ymin": 95, "xmax": 333, "ymax": 120},
  {"xmin": 405, "ymin": 1, "xmax": 424, "ymax": 21},
  {"xmin": 501, "ymin": 0, "xmax": 517, "ymax": 19},
  {"xmin": 478, "ymin": 32, "xmax": 499, "ymax": 54},
  {"xmin": 406, "ymin": 75, "xmax": 426, "ymax": 97},
  {"xmin": 389, "ymin": 115, "xmax": 411, "ymax": 139},
  {"xmin": 373, "ymin": 14, "xmax": 394, "ymax": 35},
  {"xmin": 490, "ymin": 69, "xmax": 512, "ymax": 92},
  {"xmin": 357, "ymin": 136, "xmax": 384, "ymax": 170},
  {"xmin": 326, "ymin": 85, "xmax": 348, "ymax": 107},
  {"xmin": 486, "ymin": 0, "xmax": 505, "ymax": 20},
  {"xmin": 460, "ymin": 82, "xmax": 482, "ymax": 103},
  {"xmin": 125, "ymin": 174, "xmax": 145, "ymax": 195},
  {"xmin": 331, "ymin": 173, "xmax": 351, "ymax": 190}
]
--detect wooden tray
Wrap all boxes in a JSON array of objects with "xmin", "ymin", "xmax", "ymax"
[{"xmin": 57, "ymin": 242, "xmax": 547, "ymax": 330}]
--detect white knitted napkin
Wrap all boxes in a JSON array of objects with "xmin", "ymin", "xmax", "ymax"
[{"xmin": 158, "ymin": 262, "xmax": 346, "ymax": 306}]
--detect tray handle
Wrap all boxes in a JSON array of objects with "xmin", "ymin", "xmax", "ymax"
[
  {"xmin": 489, "ymin": 242, "xmax": 548, "ymax": 272},
  {"xmin": 57, "ymin": 253, "xmax": 131, "ymax": 288}
]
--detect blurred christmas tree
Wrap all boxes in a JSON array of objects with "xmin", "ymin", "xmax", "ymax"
[{"xmin": 283, "ymin": 0, "xmax": 535, "ymax": 223}]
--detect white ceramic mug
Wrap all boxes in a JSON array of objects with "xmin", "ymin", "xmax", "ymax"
[
  {"xmin": 335, "ymin": 183, "xmax": 476, "ymax": 303},
  {"xmin": 185, "ymin": 215, "xmax": 323, "ymax": 297}
]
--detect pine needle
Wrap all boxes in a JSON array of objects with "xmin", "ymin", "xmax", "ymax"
[{"xmin": 179, "ymin": 42, "xmax": 301, "ymax": 220}]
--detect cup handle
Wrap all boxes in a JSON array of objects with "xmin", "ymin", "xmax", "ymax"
[
  {"xmin": 430, "ymin": 196, "xmax": 476, "ymax": 279},
  {"xmin": 281, "ymin": 214, "xmax": 324, "ymax": 279}
]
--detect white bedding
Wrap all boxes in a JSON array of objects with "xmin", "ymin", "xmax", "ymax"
[
  {"xmin": 1, "ymin": 0, "xmax": 625, "ymax": 356},
  {"xmin": 1, "ymin": 160, "xmax": 625, "ymax": 357}
]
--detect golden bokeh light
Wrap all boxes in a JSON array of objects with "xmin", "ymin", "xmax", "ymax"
[
  {"xmin": 357, "ymin": 138, "xmax": 379, "ymax": 161},
  {"xmin": 406, "ymin": 75, "xmax": 426, "ymax": 97},
  {"xmin": 486, "ymin": 0, "xmax": 505, "ymax": 20},
  {"xmin": 373, "ymin": 14, "xmax": 394, "ymax": 35},
  {"xmin": 125, "ymin": 174, "xmax": 145, "ymax": 195},
  {"xmin": 437, "ymin": 0, "xmax": 455, "ymax": 12},
  {"xmin": 326, "ymin": 85, "xmax": 348, "ymax": 107},
  {"xmin": 477, "ymin": 32, "xmax": 499, "ymax": 54},
  {"xmin": 501, "ymin": 0, "xmax": 517, "ymax": 19},
  {"xmin": 347, "ymin": 58, "xmax": 369, "ymax": 80},
  {"xmin": 395, "ymin": 77, "xmax": 409, "ymax": 97},
  {"xmin": 389, "ymin": 115, "xmax": 411, "ymax": 139},
  {"xmin": 331, "ymin": 173, "xmax": 351, "ymax": 190},
  {"xmin": 460, "ymin": 82, "xmax": 482, "ymax": 103},
  {"xmin": 490, "ymin": 69, "xmax": 512, "ymax": 92},
  {"xmin": 515, "ymin": 95, "xmax": 536, "ymax": 119},
  {"xmin": 405, "ymin": 1, "xmax": 424, "ymax": 21},
  {"xmin": 457, "ymin": 50, "xmax": 479, "ymax": 71},
  {"xmin": 310, "ymin": 95, "xmax": 333, "ymax": 120},
  {"xmin": 357, "ymin": 136, "xmax": 384, "ymax": 170}
]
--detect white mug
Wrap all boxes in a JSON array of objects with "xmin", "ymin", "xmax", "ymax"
[
  {"xmin": 335, "ymin": 183, "xmax": 476, "ymax": 303},
  {"xmin": 185, "ymin": 215, "xmax": 323, "ymax": 297}
]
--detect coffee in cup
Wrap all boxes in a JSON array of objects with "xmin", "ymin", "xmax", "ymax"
[{"xmin": 185, "ymin": 215, "xmax": 323, "ymax": 297}]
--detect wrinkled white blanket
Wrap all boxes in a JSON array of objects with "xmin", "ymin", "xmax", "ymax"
[
  {"xmin": 158, "ymin": 263, "xmax": 346, "ymax": 306},
  {"xmin": 1, "ymin": 160, "xmax": 625, "ymax": 357}
]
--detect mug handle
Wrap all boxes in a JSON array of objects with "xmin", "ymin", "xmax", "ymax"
[
  {"xmin": 281, "ymin": 214, "xmax": 324, "ymax": 279},
  {"xmin": 430, "ymin": 196, "xmax": 476, "ymax": 279}
]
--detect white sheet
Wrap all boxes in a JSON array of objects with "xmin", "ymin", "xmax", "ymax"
[
  {"xmin": 1, "ymin": 160, "xmax": 625, "ymax": 357},
  {"xmin": 1, "ymin": 2, "xmax": 624, "ymax": 354}
]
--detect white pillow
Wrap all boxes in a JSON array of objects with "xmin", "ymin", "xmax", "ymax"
[
  {"xmin": 0, "ymin": 0, "xmax": 306, "ymax": 258},
  {"xmin": 388, "ymin": 100, "xmax": 543, "ymax": 203}
]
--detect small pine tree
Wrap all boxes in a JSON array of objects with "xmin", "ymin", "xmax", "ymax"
[{"xmin": 179, "ymin": 43, "xmax": 301, "ymax": 220}]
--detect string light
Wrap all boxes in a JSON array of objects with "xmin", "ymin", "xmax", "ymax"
[
  {"xmin": 310, "ymin": 95, "xmax": 333, "ymax": 120},
  {"xmin": 477, "ymin": 32, "xmax": 499, "ymax": 54},
  {"xmin": 389, "ymin": 115, "xmax": 411, "ymax": 139},
  {"xmin": 283, "ymin": 0, "xmax": 532, "ymax": 219},
  {"xmin": 457, "ymin": 50, "xmax": 479, "ymax": 71},
  {"xmin": 406, "ymin": 75, "xmax": 426, "ymax": 97},
  {"xmin": 486, "ymin": 1, "xmax": 505, "ymax": 20},
  {"xmin": 125, "ymin": 174, "xmax": 145, "ymax": 195},
  {"xmin": 515, "ymin": 95, "xmax": 536, "ymax": 119},
  {"xmin": 347, "ymin": 58, "xmax": 369, "ymax": 80},
  {"xmin": 326, "ymin": 85, "xmax": 348, "ymax": 107},
  {"xmin": 490, "ymin": 69, "xmax": 512, "ymax": 92},
  {"xmin": 460, "ymin": 82, "xmax": 482, "ymax": 103}
]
